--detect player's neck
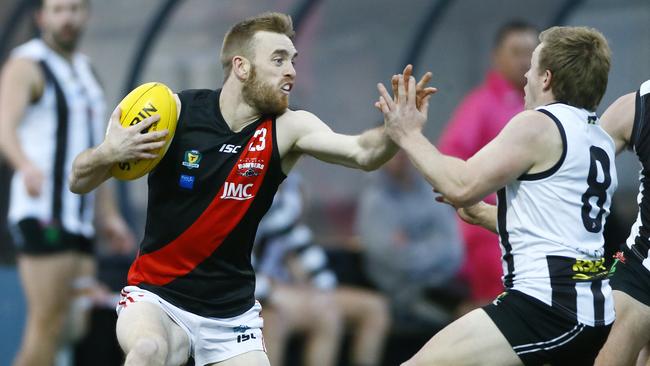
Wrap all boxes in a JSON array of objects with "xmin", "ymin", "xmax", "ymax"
[
  {"xmin": 220, "ymin": 83, "xmax": 261, "ymax": 133},
  {"xmin": 42, "ymin": 35, "xmax": 74, "ymax": 62}
]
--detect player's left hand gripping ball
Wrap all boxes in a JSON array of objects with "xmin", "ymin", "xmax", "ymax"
[{"xmin": 111, "ymin": 82, "xmax": 178, "ymax": 180}]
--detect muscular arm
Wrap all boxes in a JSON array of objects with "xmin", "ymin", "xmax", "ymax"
[
  {"xmin": 289, "ymin": 110, "xmax": 397, "ymax": 171},
  {"xmin": 279, "ymin": 66, "xmax": 435, "ymax": 173},
  {"xmin": 601, "ymin": 92, "xmax": 635, "ymax": 155},
  {"xmin": 380, "ymin": 77, "xmax": 559, "ymax": 207},
  {"xmin": 69, "ymin": 138, "xmax": 116, "ymax": 194},
  {"xmin": 69, "ymin": 108, "xmax": 166, "ymax": 194},
  {"xmin": 399, "ymin": 111, "xmax": 556, "ymax": 206}
]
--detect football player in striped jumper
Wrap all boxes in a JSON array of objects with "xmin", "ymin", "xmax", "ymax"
[
  {"xmin": 594, "ymin": 80, "xmax": 650, "ymax": 366},
  {"xmin": 378, "ymin": 26, "xmax": 615, "ymax": 366}
]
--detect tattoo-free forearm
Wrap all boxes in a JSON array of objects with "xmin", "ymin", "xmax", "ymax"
[
  {"xmin": 399, "ymin": 132, "xmax": 481, "ymax": 206},
  {"xmin": 356, "ymin": 126, "xmax": 399, "ymax": 171},
  {"xmin": 69, "ymin": 144, "xmax": 113, "ymax": 194}
]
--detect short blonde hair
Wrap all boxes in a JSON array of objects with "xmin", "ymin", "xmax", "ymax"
[
  {"xmin": 538, "ymin": 26, "xmax": 611, "ymax": 111},
  {"xmin": 220, "ymin": 12, "xmax": 294, "ymax": 81}
]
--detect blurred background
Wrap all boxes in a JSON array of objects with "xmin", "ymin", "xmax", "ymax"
[{"xmin": 0, "ymin": 0, "xmax": 648, "ymax": 365}]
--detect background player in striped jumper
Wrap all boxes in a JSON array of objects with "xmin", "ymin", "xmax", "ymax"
[
  {"xmin": 0, "ymin": 0, "xmax": 134, "ymax": 365},
  {"xmin": 255, "ymin": 173, "xmax": 390, "ymax": 366},
  {"xmin": 377, "ymin": 26, "xmax": 615, "ymax": 366},
  {"xmin": 68, "ymin": 12, "xmax": 435, "ymax": 366},
  {"xmin": 593, "ymin": 79, "xmax": 650, "ymax": 366}
]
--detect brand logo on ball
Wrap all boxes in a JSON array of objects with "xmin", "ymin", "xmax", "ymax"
[
  {"xmin": 129, "ymin": 102, "xmax": 158, "ymax": 133},
  {"xmin": 182, "ymin": 150, "xmax": 202, "ymax": 169}
]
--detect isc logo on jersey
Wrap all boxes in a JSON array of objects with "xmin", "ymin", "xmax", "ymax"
[
  {"xmin": 219, "ymin": 144, "xmax": 241, "ymax": 154},
  {"xmin": 221, "ymin": 182, "xmax": 254, "ymax": 200}
]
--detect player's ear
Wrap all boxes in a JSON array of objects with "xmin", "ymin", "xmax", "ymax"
[
  {"xmin": 233, "ymin": 56, "xmax": 251, "ymax": 81},
  {"xmin": 542, "ymin": 69, "xmax": 552, "ymax": 92}
]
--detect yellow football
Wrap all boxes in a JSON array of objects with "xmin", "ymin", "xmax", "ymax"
[{"xmin": 110, "ymin": 82, "xmax": 178, "ymax": 180}]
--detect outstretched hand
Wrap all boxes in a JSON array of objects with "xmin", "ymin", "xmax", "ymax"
[
  {"xmin": 99, "ymin": 107, "xmax": 168, "ymax": 163},
  {"xmin": 377, "ymin": 72, "xmax": 432, "ymax": 143},
  {"xmin": 374, "ymin": 64, "xmax": 437, "ymax": 112}
]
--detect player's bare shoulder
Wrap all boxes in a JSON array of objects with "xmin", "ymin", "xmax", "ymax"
[
  {"xmin": 1, "ymin": 57, "xmax": 45, "ymax": 101},
  {"xmin": 508, "ymin": 109, "xmax": 558, "ymax": 141}
]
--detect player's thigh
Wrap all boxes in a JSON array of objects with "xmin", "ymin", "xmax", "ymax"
[
  {"xmin": 405, "ymin": 308, "xmax": 522, "ymax": 366},
  {"xmin": 116, "ymin": 301, "xmax": 189, "ymax": 361},
  {"xmin": 269, "ymin": 284, "xmax": 338, "ymax": 331},
  {"xmin": 209, "ymin": 350, "xmax": 270, "ymax": 366},
  {"xmin": 73, "ymin": 253, "xmax": 96, "ymax": 280},
  {"xmin": 333, "ymin": 286, "xmax": 388, "ymax": 320},
  {"xmin": 18, "ymin": 252, "xmax": 80, "ymax": 313},
  {"xmin": 613, "ymin": 290, "xmax": 650, "ymax": 341}
]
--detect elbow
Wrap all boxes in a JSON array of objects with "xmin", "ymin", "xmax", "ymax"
[
  {"xmin": 68, "ymin": 179, "xmax": 83, "ymax": 195},
  {"xmin": 359, "ymin": 160, "xmax": 381, "ymax": 172},
  {"xmin": 68, "ymin": 174, "xmax": 88, "ymax": 195},
  {"xmin": 355, "ymin": 151, "xmax": 387, "ymax": 172},
  {"xmin": 445, "ymin": 186, "xmax": 481, "ymax": 208}
]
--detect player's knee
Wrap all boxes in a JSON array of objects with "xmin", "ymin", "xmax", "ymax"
[
  {"xmin": 125, "ymin": 336, "xmax": 169, "ymax": 366},
  {"xmin": 30, "ymin": 310, "xmax": 67, "ymax": 339},
  {"xmin": 314, "ymin": 303, "xmax": 342, "ymax": 332}
]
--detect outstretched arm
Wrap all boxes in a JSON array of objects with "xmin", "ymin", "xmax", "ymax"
[
  {"xmin": 289, "ymin": 113, "xmax": 397, "ymax": 171},
  {"xmin": 378, "ymin": 75, "xmax": 558, "ymax": 207},
  {"xmin": 285, "ymin": 65, "xmax": 436, "ymax": 172},
  {"xmin": 69, "ymin": 108, "xmax": 167, "ymax": 194}
]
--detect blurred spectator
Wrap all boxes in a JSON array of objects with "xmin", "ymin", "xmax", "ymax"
[
  {"xmin": 356, "ymin": 151, "xmax": 466, "ymax": 328},
  {"xmin": 255, "ymin": 174, "xmax": 390, "ymax": 366},
  {"xmin": 438, "ymin": 20, "xmax": 538, "ymax": 305},
  {"xmin": 0, "ymin": 1, "xmax": 133, "ymax": 365}
]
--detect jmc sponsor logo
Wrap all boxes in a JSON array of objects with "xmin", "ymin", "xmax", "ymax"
[{"xmin": 220, "ymin": 182, "xmax": 254, "ymax": 200}]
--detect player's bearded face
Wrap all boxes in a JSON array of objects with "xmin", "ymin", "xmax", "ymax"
[
  {"xmin": 40, "ymin": 0, "xmax": 88, "ymax": 53},
  {"xmin": 242, "ymin": 65, "xmax": 289, "ymax": 115}
]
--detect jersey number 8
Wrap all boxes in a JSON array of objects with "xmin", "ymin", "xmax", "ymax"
[{"xmin": 581, "ymin": 146, "xmax": 612, "ymax": 233}]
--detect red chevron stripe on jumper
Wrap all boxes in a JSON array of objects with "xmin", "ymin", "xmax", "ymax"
[{"xmin": 127, "ymin": 119, "xmax": 273, "ymax": 286}]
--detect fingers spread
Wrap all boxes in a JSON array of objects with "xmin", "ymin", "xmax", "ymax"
[
  {"xmin": 397, "ymin": 76, "xmax": 407, "ymax": 107},
  {"xmin": 391, "ymin": 75, "xmax": 399, "ymax": 100},
  {"xmin": 377, "ymin": 83, "xmax": 395, "ymax": 111},
  {"xmin": 407, "ymin": 76, "xmax": 416, "ymax": 105},
  {"xmin": 378, "ymin": 96, "xmax": 391, "ymax": 114},
  {"xmin": 403, "ymin": 64, "xmax": 413, "ymax": 82},
  {"xmin": 417, "ymin": 71, "xmax": 433, "ymax": 89}
]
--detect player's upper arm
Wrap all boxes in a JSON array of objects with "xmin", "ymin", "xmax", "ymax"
[
  {"xmin": 287, "ymin": 110, "xmax": 366, "ymax": 168},
  {"xmin": 0, "ymin": 58, "xmax": 43, "ymax": 134},
  {"xmin": 601, "ymin": 92, "xmax": 635, "ymax": 155},
  {"xmin": 460, "ymin": 110, "xmax": 559, "ymax": 200}
]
